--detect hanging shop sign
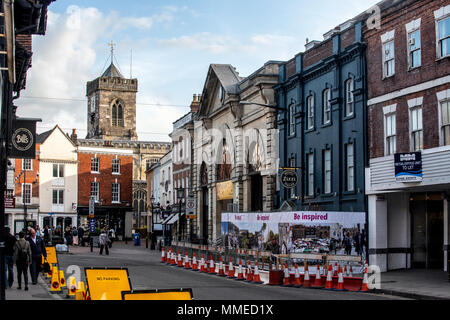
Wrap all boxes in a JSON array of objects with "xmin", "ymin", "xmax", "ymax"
[
  {"xmin": 217, "ymin": 180, "xmax": 233, "ymax": 200},
  {"xmin": 280, "ymin": 169, "xmax": 298, "ymax": 189},
  {"xmin": 10, "ymin": 118, "xmax": 40, "ymax": 159},
  {"xmin": 394, "ymin": 152, "xmax": 422, "ymax": 182}
]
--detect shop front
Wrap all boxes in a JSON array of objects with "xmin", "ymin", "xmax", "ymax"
[{"xmin": 77, "ymin": 206, "xmax": 127, "ymax": 239}]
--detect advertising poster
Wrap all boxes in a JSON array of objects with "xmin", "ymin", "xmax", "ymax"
[{"xmin": 221, "ymin": 211, "xmax": 366, "ymax": 256}]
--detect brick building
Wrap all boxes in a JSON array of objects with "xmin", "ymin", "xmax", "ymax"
[
  {"xmin": 364, "ymin": 0, "xmax": 450, "ymax": 272},
  {"xmin": 76, "ymin": 145, "xmax": 133, "ymax": 238}
]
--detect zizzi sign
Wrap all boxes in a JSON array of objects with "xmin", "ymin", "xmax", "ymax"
[
  {"xmin": 9, "ymin": 119, "xmax": 39, "ymax": 159},
  {"xmin": 280, "ymin": 170, "xmax": 298, "ymax": 189},
  {"xmin": 394, "ymin": 152, "xmax": 422, "ymax": 182}
]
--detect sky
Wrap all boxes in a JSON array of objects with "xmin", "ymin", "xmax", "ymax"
[{"xmin": 18, "ymin": 0, "xmax": 380, "ymax": 142}]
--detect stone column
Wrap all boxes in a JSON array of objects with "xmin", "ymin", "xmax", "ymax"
[{"xmin": 368, "ymin": 194, "xmax": 388, "ymax": 272}]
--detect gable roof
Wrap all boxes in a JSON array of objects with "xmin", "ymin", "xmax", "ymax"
[
  {"xmin": 37, "ymin": 125, "xmax": 77, "ymax": 147},
  {"xmin": 210, "ymin": 64, "xmax": 242, "ymax": 94}
]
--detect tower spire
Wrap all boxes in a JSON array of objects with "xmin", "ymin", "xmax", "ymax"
[{"xmin": 108, "ymin": 40, "xmax": 116, "ymax": 65}]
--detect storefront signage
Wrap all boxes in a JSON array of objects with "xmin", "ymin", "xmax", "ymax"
[
  {"xmin": 9, "ymin": 118, "xmax": 40, "ymax": 159},
  {"xmin": 394, "ymin": 152, "xmax": 422, "ymax": 182},
  {"xmin": 280, "ymin": 170, "xmax": 298, "ymax": 189},
  {"xmin": 4, "ymin": 197, "xmax": 15, "ymax": 208},
  {"xmin": 217, "ymin": 180, "xmax": 233, "ymax": 200}
]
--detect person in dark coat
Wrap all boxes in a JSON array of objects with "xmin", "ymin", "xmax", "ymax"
[
  {"xmin": 4, "ymin": 227, "xmax": 16, "ymax": 288},
  {"xmin": 354, "ymin": 231, "xmax": 363, "ymax": 256},
  {"xmin": 26, "ymin": 228, "xmax": 47, "ymax": 285},
  {"xmin": 14, "ymin": 231, "xmax": 31, "ymax": 290}
]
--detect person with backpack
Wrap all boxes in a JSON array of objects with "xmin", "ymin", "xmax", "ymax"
[{"xmin": 14, "ymin": 231, "xmax": 32, "ymax": 291}]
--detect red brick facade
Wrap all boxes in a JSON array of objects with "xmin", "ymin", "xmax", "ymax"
[
  {"xmin": 365, "ymin": 0, "xmax": 450, "ymax": 159},
  {"xmin": 78, "ymin": 152, "xmax": 133, "ymax": 206},
  {"xmin": 14, "ymin": 144, "xmax": 40, "ymax": 199}
]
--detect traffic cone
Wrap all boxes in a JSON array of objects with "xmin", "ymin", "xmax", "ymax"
[
  {"xmin": 324, "ymin": 264, "xmax": 334, "ymax": 290},
  {"xmin": 293, "ymin": 263, "xmax": 302, "ymax": 287},
  {"xmin": 252, "ymin": 261, "xmax": 263, "ymax": 284},
  {"xmin": 184, "ymin": 252, "xmax": 191, "ymax": 269},
  {"xmin": 311, "ymin": 264, "xmax": 323, "ymax": 288},
  {"xmin": 344, "ymin": 264, "xmax": 348, "ymax": 276},
  {"xmin": 200, "ymin": 254, "xmax": 207, "ymax": 272},
  {"xmin": 282, "ymin": 264, "xmax": 292, "ymax": 287},
  {"xmin": 333, "ymin": 262, "xmax": 338, "ymax": 276},
  {"xmin": 46, "ymin": 264, "xmax": 53, "ymax": 279},
  {"xmin": 349, "ymin": 265, "xmax": 353, "ymax": 277},
  {"xmin": 50, "ymin": 266, "xmax": 61, "ymax": 293},
  {"xmin": 227, "ymin": 258, "xmax": 235, "ymax": 278},
  {"xmin": 67, "ymin": 276, "xmax": 77, "ymax": 298},
  {"xmin": 236, "ymin": 259, "xmax": 245, "ymax": 280},
  {"xmin": 59, "ymin": 270, "xmax": 66, "ymax": 288},
  {"xmin": 217, "ymin": 257, "xmax": 226, "ymax": 276},
  {"xmin": 334, "ymin": 266, "xmax": 346, "ymax": 291},
  {"xmin": 245, "ymin": 261, "xmax": 253, "ymax": 282},
  {"xmin": 161, "ymin": 247, "xmax": 166, "ymax": 263},
  {"xmin": 171, "ymin": 250, "xmax": 177, "ymax": 265},
  {"xmin": 208, "ymin": 256, "xmax": 216, "ymax": 274},
  {"xmin": 76, "ymin": 281, "xmax": 86, "ymax": 300},
  {"xmin": 303, "ymin": 263, "xmax": 311, "ymax": 288},
  {"xmin": 177, "ymin": 251, "xmax": 183, "ymax": 267},
  {"xmin": 360, "ymin": 267, "xmax": 370, "ymax": 292},
  {"xmin": 192, "ymin": 253, "xmax": 199, "ymax": 271}
]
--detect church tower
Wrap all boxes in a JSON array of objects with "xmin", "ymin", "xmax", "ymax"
[{"xmin": 86, "ymin": 43, "xmax": 138, "ymax": 141}]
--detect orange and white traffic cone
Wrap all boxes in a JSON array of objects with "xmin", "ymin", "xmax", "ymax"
[
  {"xmin": 293, "ymin": 263, "xmax": 302, "ymax": 287},
  {"xmin": 200, "ymin": 254, "xmax": 207, "ymax": 272},
  {"xmin": 208, "ymin": 256, "xmax": 216, "ymax": 274},
  {"xmin": 161, "ymin": 247, "xmax": 166, "ymax": 263},
  {"xmin": 217, "ymin": 257, "xmax": 226, "ymax": 276},
  {"xmin": 360, "ymin": 267, "xmax": 370, "ymax": 292},
  {"xmin": 191, "ymin": 253, "xmax": 199, "ymax": 271},
  {"xmin": 311, "ymin": 264, "xmax": 323, "ymax": 288},
  {"xmin": 333, "ymin": 262, "xmax": 338, "ymax": 276},
  {"xmin": 282, "ymin": 264, "xmax": 292, "ymax": 287},
  {"xmin": 236, "ymin": 259, "xmax": 245, "ymax": 280},
  {"xmin": 349, "ymin": 265, "xmax": 353, "ymax": 277},
  {"xmin": 245, "ymin": 261, "xmax": 253, "ymax": 282},
  {"xmin": 177, "ymin": 251, "xmax": 183, "ymax": 267},
  {"xmin": 324, "ymin": 264, "xmax": 334, "ymax": 290},
  {"xmin": 252, "ymin": 261, "xmax": 263, "ymax": 284},
  {"xmin": 227, "ymin": 258, "xmax": 235, "ymax": 278},
  {"xmin": 334, "ymin": 266, "xmax": 346, "ymax": 291},
  {"xmin": 303, "ymin": 263, "xmax": 311, "ymax": 288},
  {"xmin": 184, "ymin": 252, "xmax": 191, "ymax": 269},
  {"xmin": 170, "ymin": 250, "xmax": 176, "ymax": 265}
]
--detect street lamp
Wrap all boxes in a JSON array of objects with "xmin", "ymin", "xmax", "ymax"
[
  {"xmin": 150, "ymin": 195, "xmax": 155, "ymax": 249},
  {"xmin": 176, "ymin": 188, "xmax": 185, "ymax": 242}
]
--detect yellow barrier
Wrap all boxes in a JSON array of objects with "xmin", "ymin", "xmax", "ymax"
[
  {"xmin": 50, "ymin": 266, "xmax": 61, "ymax": 293},
  {"xmin": 84, "ymin": 268, "xmax": 132, "ymax": 300},
  {"xmin": 67, "ymin": 276, "xmax": 77, "ymax": 297},
  {"xmin": 121, "ymin": 289, "xmax": 193, "ymax": 300}
]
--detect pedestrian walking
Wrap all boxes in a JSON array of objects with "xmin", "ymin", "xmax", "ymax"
[
  {"xmin": 27, "ymin": 228, "xmax": 47, "ymax": 285},
  {"xmin": 108, "ymin": 228, "xmax": 116, "ymax": 248},
  {"xmin": 43, "ymin": 226, "xmax": 50, "ymax": 245},
  {"xmin": 3, "ymin": 227, "xmax": 17, "ymax": 289},
  {"xmin": 344, "ymin": 233, "xmax": 352, "ymax": 255},
  {"xmin": 35, "ymin": 226, "xmax": 42, "ymax": 238},
  {"xmin": 72, "ymin": 227, "xmax": 79, "ymax": 246},
  {"xmin": 99, "ymin": 228, "xmax": 110, "ymax": 255},
  {"xmin": 354, "ymin": 231, "xmax": 362, "ymax": 256},
  {"xmin": 77, "ymin": 225, "xmax": 85, "ymax": 246},
  {"xmin": 14, "ymin": 231, "xmax": 32, "ymax": 291}
]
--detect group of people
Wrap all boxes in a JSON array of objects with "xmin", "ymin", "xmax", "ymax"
[
  {"xmin": 41, "ymin": 224, "xmax": 87, "ymax": 247},
  {"xmin": 342, "ymin": 230, "xmax": 367, "ymax": 256},
  {"xmin": 3, "ymin": 227, "xmax": 47, "ymax": 291}
]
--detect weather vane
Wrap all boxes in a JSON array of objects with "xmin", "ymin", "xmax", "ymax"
[{"xmin": 108, "ymin": 40, "xmax": 116, "ymax": 64}]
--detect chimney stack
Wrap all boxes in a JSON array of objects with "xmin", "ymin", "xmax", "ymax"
[
  {"xmin": 190, "ymin": 93, "xmax": 201, "ymax": 113},
  {"xmin": 71, "ymin": 128, "xmax": 78, "ymax": 142}
]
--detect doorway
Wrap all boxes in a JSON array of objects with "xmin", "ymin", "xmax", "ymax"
[
  {"xmin": 410, "ymin": 192, "xmax": 444, "ymax": 269},
  {"xmin": 250, "ymin": 173, "xmax": 263, "ymax": 211},
  {"xmin": 202, "ymin": 187, "xmax": 209, "ymax": 245}
]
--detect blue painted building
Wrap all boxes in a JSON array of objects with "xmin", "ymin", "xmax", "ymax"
[{"xmin": 275, "ymin": 20, "xmax": 367, "ymax": 213}]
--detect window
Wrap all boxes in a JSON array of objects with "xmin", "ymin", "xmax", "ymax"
[
  {"xmin": 111, "ymin": 99, "xmax": 124, "ymax": 127},
  {"xmin": 52, "ymin": 190, "xmax": 64, "ymax": 205},
  {"xmin": 383, "ymin": 40, "xmax": 395, "ymax": 78},
  {"xmin": 323, "ymin": 150, "xmax": 331, "ymax": 194},
  {"xmin": 22, "ymin": 184, "xmax": 32, "ymax": 205},
  {"xmin": 437, "ymin": 17, "xmax": 450, "ymax": 58},
  {"xmin": 441, "ymin": 100, "xmax": 450, "ymax": 145},
  {"xmin": 91, "ymin": 157, "xmax": 99, "ymax": 173},
  {"xmin": 385, "ymin": 113, "xmax": 396, "ymax": 155},
  {"xmin": 22, "ymin": 159, "xmax": 32, "ymax": 171},
  {"xmin": 112, "ymin": 159, "xmax": 120, "ymax": 174},
  {"xmin": 112, "ymin": 183, "xmax": 120, "ymax": 203},
  {"xmin": 346, "ymin": 144, "xmax": 355, "ymax": 192},
  {"xmin": 52, "ymin": 164, "xmax": 64, "ymax": 177},
  {"xmin": 410, "ymin": 107, "xmax": 423, "ymax": 151},
  {"xmin": 307, "ymin": 153, "xmax": 314, "ymax": 196},
  {"xmin": 289, "ymin": 103, "xmax": 295, "ymax": 135},
  {"xmin": 408, "ymin": 30, "xmax": 421, "ymax": 69},
  {"xmin": 307, "ymin": 96, "xmax": 314, "ymax": 130},
  {"xmin": 90, "ymin": 182, "xmax": 99, "ymax": 201},
  {"xmin": 323, "ymin": 89, "xmax": 331, "ymax": 124},
  {"xmin": 345, "ymin": 79, "xmax": 354, "ymax": 117}
]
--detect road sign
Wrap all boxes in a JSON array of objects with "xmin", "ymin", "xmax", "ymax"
[
  {"xmin": 280, "ymin": 170, "xmax": 298, "ymax": 189},
  {"xmin": 89, "ymin": 219, "xmax": 96, "ymax": 233},
  {"xmin": 89, "ymin": 196, "xmax": 95, "ymax": 218},
  {"xmin": 85, "ymin": 268, "xmax": 132, "ymax": 300}
]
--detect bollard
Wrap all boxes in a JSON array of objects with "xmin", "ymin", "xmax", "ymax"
[
  {"xmin": 90, "ymin": 237, "xmax": 93, "ymax": 253},
  {"xmin": 146, "ymin": 237, "xmax": 149, "ymax": 249}
]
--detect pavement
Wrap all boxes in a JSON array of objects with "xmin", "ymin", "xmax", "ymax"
[{"xmin": 5, "ymin": 271, "xmax": 62, "ymax": 300}]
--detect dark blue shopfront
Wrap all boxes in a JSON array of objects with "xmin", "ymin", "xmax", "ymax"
[{"xmin": 276, "ymin": 21, "xmax": 367, "ymax": 213}]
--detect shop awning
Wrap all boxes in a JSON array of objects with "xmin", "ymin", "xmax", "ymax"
[{"xmin": 162, "ymin": 213, "xmax": 176, "ymax": 225}]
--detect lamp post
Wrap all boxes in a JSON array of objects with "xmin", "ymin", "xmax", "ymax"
[
  {"xmin": 176, "ymin": 188, "xmax": 185, "ymax": 242},
  {"xmin": 150, "ymin": 195, "xmax": 155, "ymax": 249}
]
